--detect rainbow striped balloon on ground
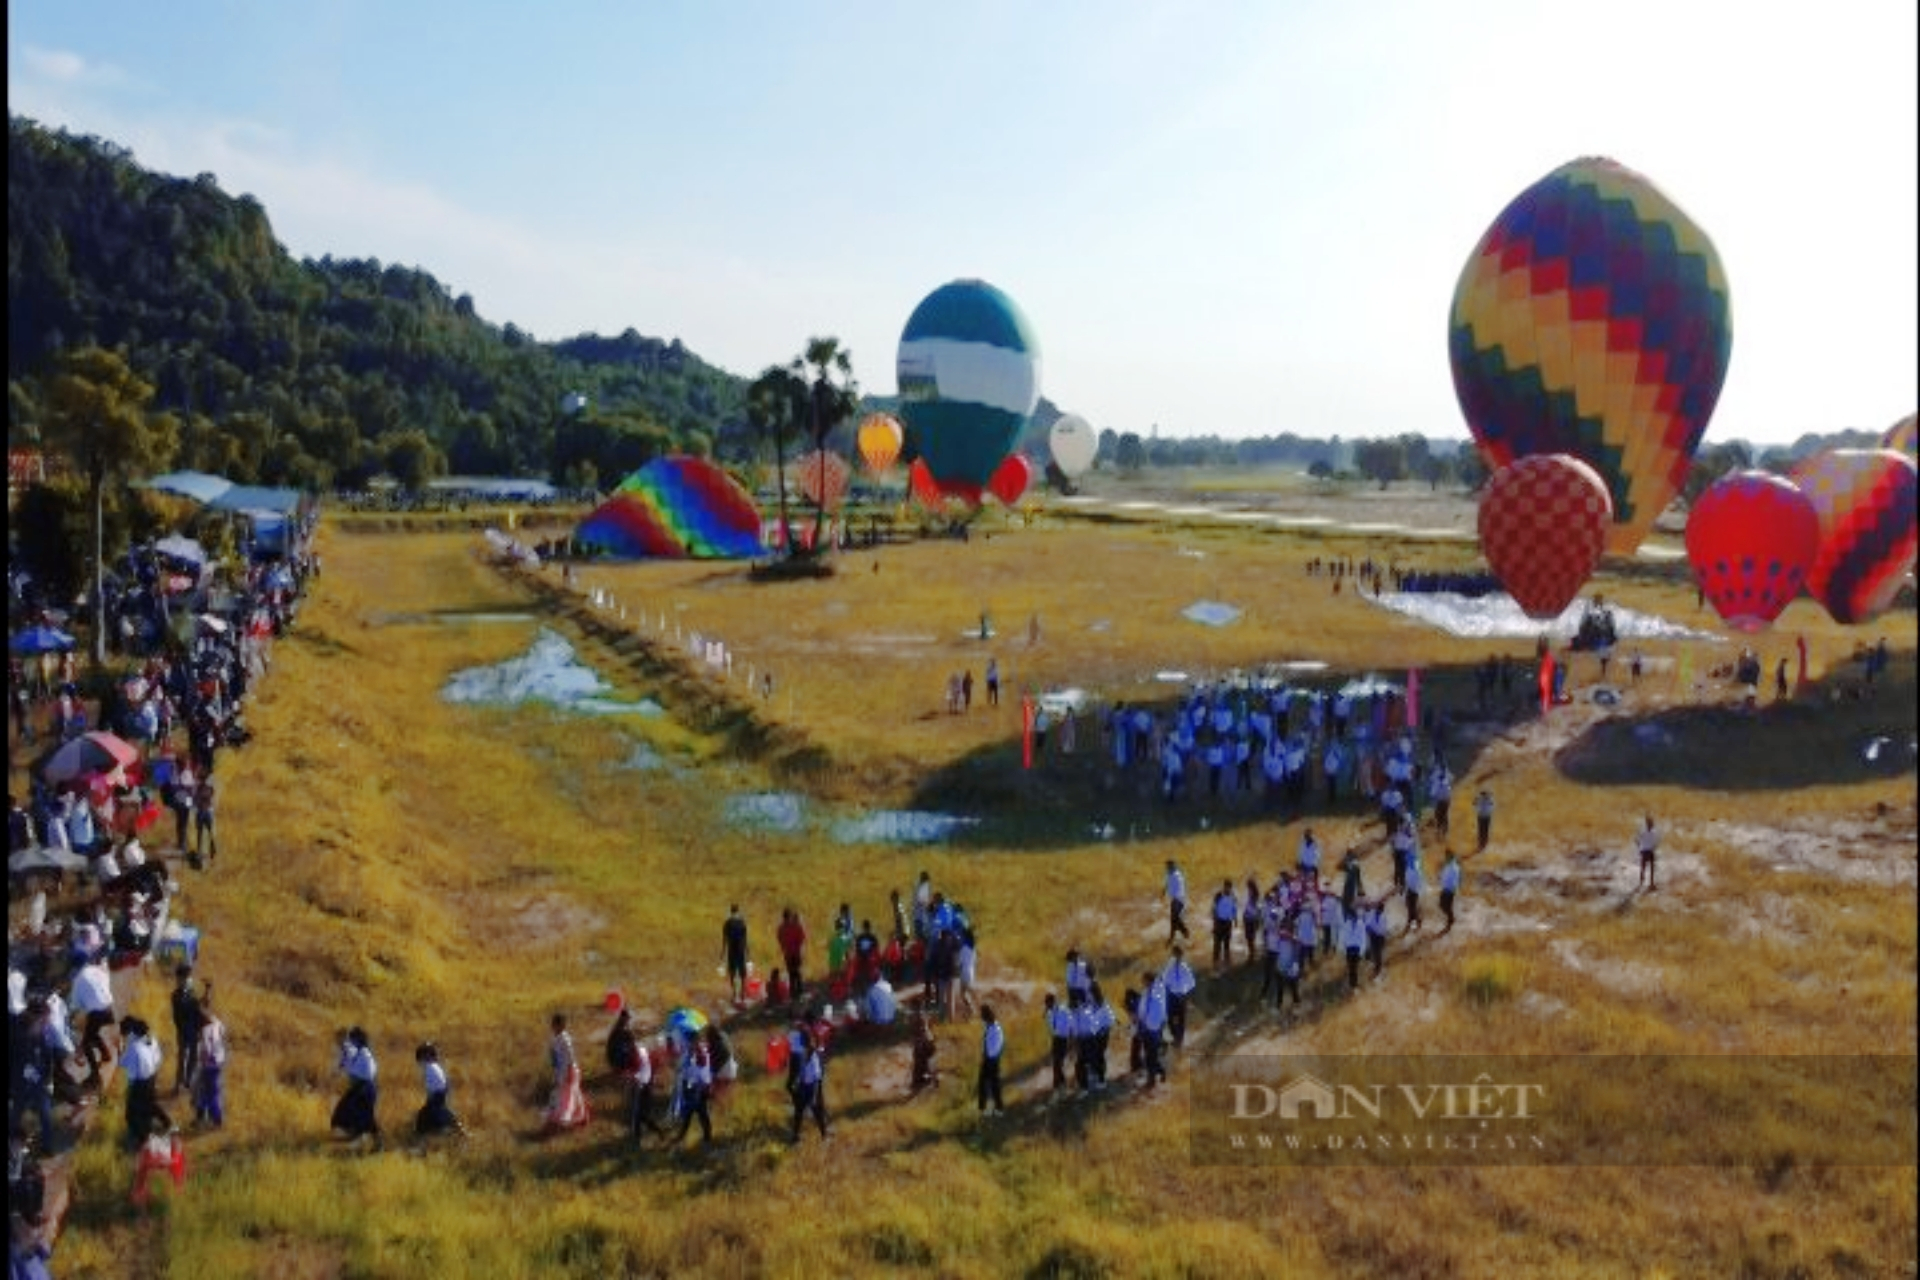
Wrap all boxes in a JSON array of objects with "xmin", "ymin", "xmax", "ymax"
[
  {"xmin": 1450, "ymin": 157, "xmax": 1733, "ymax": 557},
  {"xmin": 896, "ymin": 279, "xmax": 1041, "ymax": 506},
  {"xmin": 1790, "ymin": 448, "xmax": 1919, "ymax": 625},
  {"xmin": 575, "ymin": 456, "xmax": 763, "ymax": 559}
]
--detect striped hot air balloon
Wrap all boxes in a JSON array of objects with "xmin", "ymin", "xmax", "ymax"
[
  {"xmin": 1883, "ymin": 412, "xmax": 1917, "ymax": 461},
  {"xmin": 896, "ymin": 279, "xmax": 1041, "ymax": 506},
  {"xmin": 1451, "ymin": 157, "xmax": 1733, "ymax": 557},
  {"xmin": 1790, "ymin": 448, "xmax": 1919, "ymax": 625}
]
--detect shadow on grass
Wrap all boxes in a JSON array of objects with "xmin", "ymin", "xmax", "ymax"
[
  {"xmin": 285, "ymin": 626, "xmax": 362, "ymax": 659},
  {"xmin": 1554, "ymin": 664, "xmax": 1917, "ymax": 791}
]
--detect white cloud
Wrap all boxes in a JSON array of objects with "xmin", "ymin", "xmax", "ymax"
[{"xmin": 18, "ymin": 45, "xmax": 122, "ymax": 87}]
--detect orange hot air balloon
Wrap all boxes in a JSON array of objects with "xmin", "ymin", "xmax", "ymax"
[
  {"xmin": 987, "ymin": 453, "xmax": 1034, "ymax": 507},
  {"xmin": 795, "ymin": 450, "xmax": 850, "ymax": 511},
  {"xmin": 1684, "ymin": 470, "xmax": 1819, "ymax": 633},
  {"xmin": 857, "ymin": 414, "xmax": 904, "ymax": 473},
  {"xmin": 1478, "ymin": 455, "xmax": 1614, "ymax": 619}
]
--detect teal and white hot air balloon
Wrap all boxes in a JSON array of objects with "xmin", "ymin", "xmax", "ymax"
[{"xmin": 896, "ymin": 279, "xmax": 1041, "ymax": 505}]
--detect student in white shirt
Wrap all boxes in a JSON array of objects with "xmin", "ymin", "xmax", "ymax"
[
  {"xmin": 69, "ymin": 957, "xmax": 115, "ymax": 1086},
  {"xmin": 1341, "ymin": 913, "xmax": 1368, "ymax": 992},
  {"xmin": 977, "ymin": 1007, "xmax": 1006, "ymax": 1115},
  {"xmin": 1635, "ymin": 814, "xmax": 1660, "ymax": 890},
  {"xmin": 117, "ymin": 1017, "xmax": 169, "ymax": 1151},
  {"xmin": 413, "ymin": 1043, "xmax": 461, "ymax": 1137},
  {"xmin": 788, "ymin": 1031, "xmax": 829, "ymax": 1143},
  {"xmin": 1162, "ymin": 948, "xmax": 1197, "ymax": 1050},
  {"xmin": 193, "ymin": 988, "xmax": 228, "ymax": 1129},
  {"xmin": 864, "ymin": 974, "xmax": 898, "ymax": 1026},
  {"xmin": 1164, "ymin": 860, "xmax": 1190, "ymax": 944},
  {"xmin": 331, "ymin": 1027, "xmax": 382, "ymax": 1150},
  {"xmin": 1137, "ymin": 973, "xmax": 1169, "ymax": 1087},
  {"xmin": 1044, "ymin": 993, "xmax": 1075, "ymax": 1093},
  {"xmin": 1210, "ymin": 882, "xmax": 1238, "ymax": 969}
]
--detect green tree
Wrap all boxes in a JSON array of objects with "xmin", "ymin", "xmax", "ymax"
[
  {"xmin": 1114, "ymin": 432, "xmax": 1146, "ymax": 473},
  {"xmin": 378, "ymin": 428, "xmax": 446, "ymax": 493},
  {"xmin": 795, "ymin": 337, "xmax": 859, "ymax": 548},
  {"xmin": 748, "ymin": 365, "xmax": 809, "ymax": 554},
  {"xmin": 1353, "ymin": 438, "xmax": 1407, "ymax": 489},
  {"xmin": 37, "ymin": 346, "xmax": 179, "ymax": 665}
]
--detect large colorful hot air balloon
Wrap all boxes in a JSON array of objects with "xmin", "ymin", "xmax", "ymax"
[
  {"xmin": 1450, "ymin": 157, "xmax": 1733, "ymax": 557},
  {"xmin": 1478, "ymin": 454, "xmax": 1614, "ymax": 619},
  {"xmin": 1883, "ymin": 413, "xmax": 1917, "ymax": 461},
  {"xmin": 1790, "ymin": 449, "xmax": 1919, "ymax": 624},
  {"xmin": 1048, "ymin": 413, "xmax": 1097, "ymax": 477},
  {"xmin": 795, "ymin": 450, "xmax": 850, "ymax": 511},
  {"xmin": 987, "ymin": 453, "xmax": 1034, "ymax": 507},
  {"xmin": 896, "ymin": 279, "xmax": 1041, "ymax": 506},
  {"xmin": 575, "ymin": 457, "xmax": 763, "ymax": 559},
  {"xmin": 1685, "ymin": 471, "xmax": 1820, "ymax": 632},
  {"xmin": 907, "ymin": 458, "xmax": 945, "ymax": 508},
  {"xmin": 857, "ymin": 413, "xmax": 904, "ymax": 473}
]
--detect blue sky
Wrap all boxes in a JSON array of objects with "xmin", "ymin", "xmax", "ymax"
[{"xmin": 8, "ymin": 0, "xmax": 1916, "ymax": 446}]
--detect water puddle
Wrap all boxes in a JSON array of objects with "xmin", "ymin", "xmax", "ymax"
[{"xmin": 442, "ymin": 627, "xmax": 663, "ymax": 715}]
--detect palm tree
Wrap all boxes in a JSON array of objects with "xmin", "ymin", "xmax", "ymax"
[
  {"xmin": 747, "ymin": 365, "xmax": 808, "ymax": 556},
  {"xmin": 793, "ymin": 337, "xmax": 860, "ymax": 551}
]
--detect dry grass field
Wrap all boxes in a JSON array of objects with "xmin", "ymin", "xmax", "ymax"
[{"xmin": 33, "ymin": 496, "xmax": 1917, "ymax": 1280}]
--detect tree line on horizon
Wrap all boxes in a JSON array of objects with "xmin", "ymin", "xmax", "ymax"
[{"xmin": 8, "ymin": 115, "xmax": 1878, "ymax": 510}]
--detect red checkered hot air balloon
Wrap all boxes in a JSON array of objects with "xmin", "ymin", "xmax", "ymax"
[
  {"xmin": 987, "ymin": 453, "xmax": 1034, "ymax": 507},
  {"xmin": 1790, "ymin": 449, "xmax": 1919, "ymax": 625},
  {"xmin": 1684, "ymin": 471, "xmax": 1820, "ymax": 633},
  {"xmin": 1479, "ymin": 455, "xmax": 1614, "ymax": 619}
]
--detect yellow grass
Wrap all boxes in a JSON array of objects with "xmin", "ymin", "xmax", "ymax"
[{"xmin": 36, "ymin": 514, "xmax": 1916, "ymax": 1279}]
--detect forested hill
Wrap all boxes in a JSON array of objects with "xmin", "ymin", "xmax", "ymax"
[{"xmin": 6, "ymin": 115, "xmax": 753, "ymax": 489}]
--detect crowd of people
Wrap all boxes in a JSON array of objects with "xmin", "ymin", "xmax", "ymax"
[{"xmin": 8, "ymin": 525, "xmax": 318, "ymax": 1271}]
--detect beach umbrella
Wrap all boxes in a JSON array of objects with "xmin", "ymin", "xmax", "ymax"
[
  {"xmin": 1451, "ymin": 157, "xmax": 1732, "ymax": 556},
  {"xmin": 10, "ymin": 625, "xmax": 76, "ymax": 655},
  {"xmin": 41, "ymin": 731, "xmax": 141, "ymax": 785},
  {"xmin": 1684, "ymin": 470, "xmax": 1819, "ymax": 633}
]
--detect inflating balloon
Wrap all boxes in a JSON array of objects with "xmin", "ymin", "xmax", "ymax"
[
  {"xmin": 1478, "ymin": 455, "xmax": 1614, "ymax": 619},
  {"xmin": 857, "ymin": 413, "xmax": 904, "ymax": 473},
  {"xmin": 987, "ymin": 453, "xmax": 1034, "ymax": 507},
  {"xmin": 1450, "ymin": 157, "xmax": 1733, "ymax": 557},
  {"xmin": 795, "ymin": 450, "xmax": 850, "ymax": 511},
  {"xmin": 1048, "ymin": 414, "xmax": 1097, "ymax": 477},
  {"xmin": 1790, "ymin": 448, "xmax": 1919, "ymax": 624},
  {"xmin": 1883, "ymin": 413, "xmax": 1917, "ymax": 462},
  {"xmin": 896, "ymin": 279, "xmax": 1041, "ymax": 494},
  {"xmin": 1684, "ymin": 470, "xmax": 1819, "ymax": 632},
  {"xmin": 907, "ymin": 458, "xmax": 945, "ymax": 507},
  {"xmin": 576, "ymin": 456, "xmax": 763, "ymax": 559}
]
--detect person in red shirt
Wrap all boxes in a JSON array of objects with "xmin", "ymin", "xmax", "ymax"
[{"xmin": 776, "ymin": 908, "xmax": 807, "ymax": 1000}]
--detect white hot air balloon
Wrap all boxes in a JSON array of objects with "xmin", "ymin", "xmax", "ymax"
[{"xmin": 1049, "ymin": 413, "xmax": 1097, "ymax": 477}]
